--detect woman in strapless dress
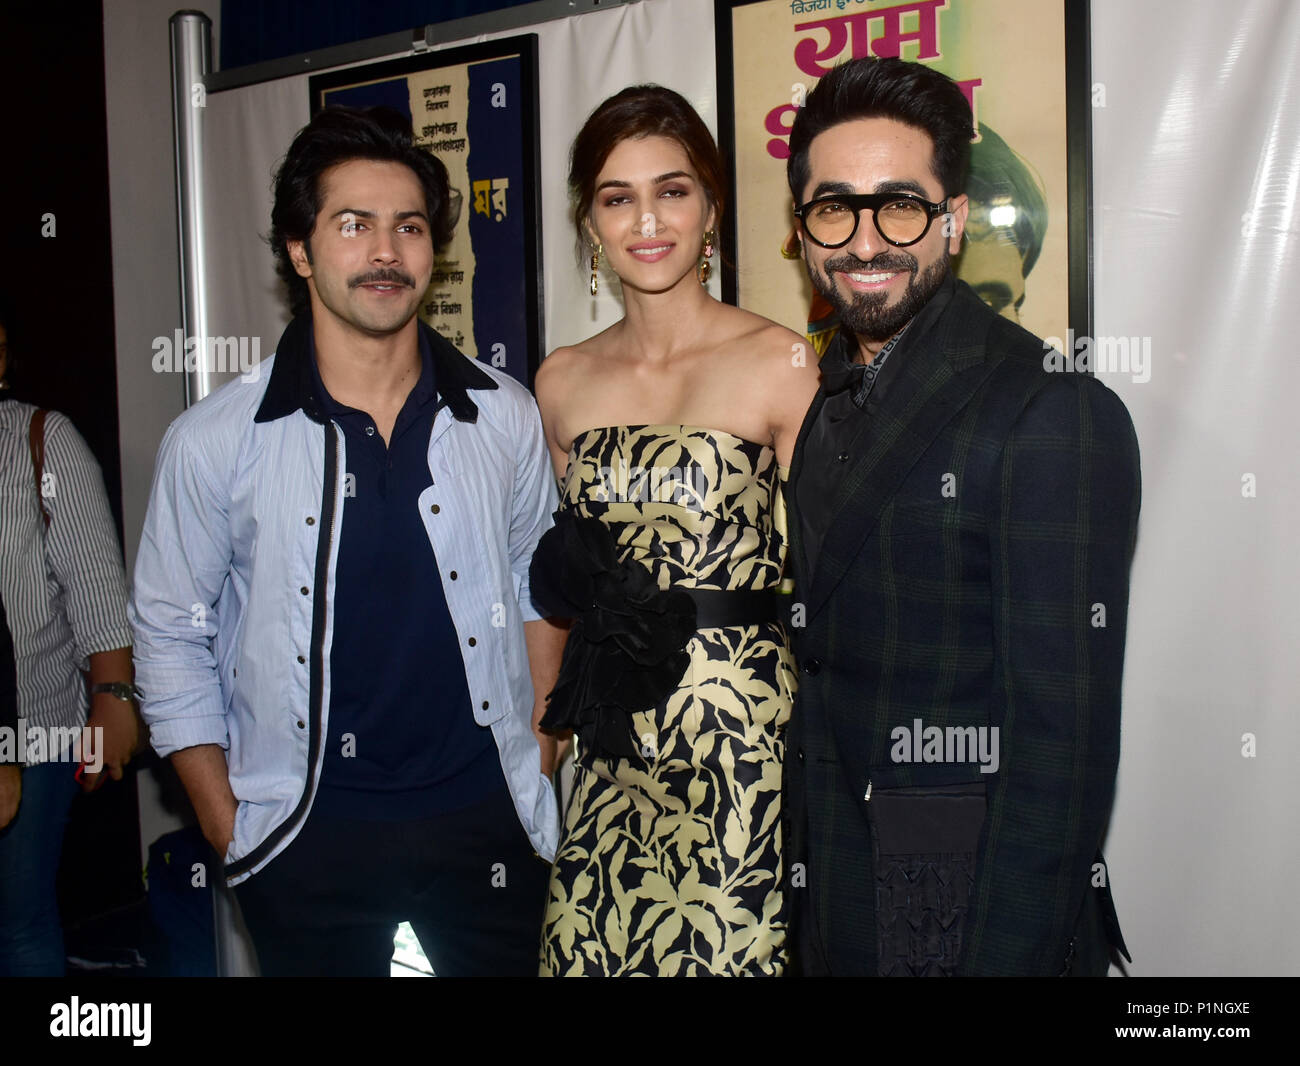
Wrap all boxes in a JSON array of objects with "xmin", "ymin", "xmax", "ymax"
[{"xmin": 531, "ymin": 85, "xmax": 820, "ymax": 976}]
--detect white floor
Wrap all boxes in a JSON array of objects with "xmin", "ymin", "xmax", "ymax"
[{"xmin": 390, "ymin": 921, "xmax": 434, "ymax": 977}]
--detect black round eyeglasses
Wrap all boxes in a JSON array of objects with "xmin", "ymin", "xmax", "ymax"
[{"xmin": 794, "ymin": 192, "xmax": 951, "ymax": 249}]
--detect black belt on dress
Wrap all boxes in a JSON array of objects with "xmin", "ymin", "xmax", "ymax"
[
  {"xmin": 529, "ymin": 510, "xmax": 784, "ymax": 759},
  {"xmin": 685, "ymin": 587, "xmax": 780, "ymax": 629}
]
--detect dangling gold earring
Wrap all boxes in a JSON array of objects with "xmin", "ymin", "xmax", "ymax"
[
  {"xmin": 590, "ymin": 244, "xmax": 601, "ymax": 296},
  {"xmin": 699, "ymin": 230, "xmax": 716, "ymax": 286}
]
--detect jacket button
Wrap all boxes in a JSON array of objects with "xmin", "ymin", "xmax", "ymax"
[
  {"xmin": 797, "ymin": 748, "xmax": 806, "ymax": 762},
  {"xmin": 837, "ymin": 451, "xmax": 849, "ymax": 463},
  {"xmin": 803, "ymin": 657, "xmax": 821, "ymax": 675}
]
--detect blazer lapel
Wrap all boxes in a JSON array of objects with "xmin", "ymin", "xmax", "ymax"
[{"xmin": 802, "ymin": 289, "xmax": 1000, "ymax": 622}]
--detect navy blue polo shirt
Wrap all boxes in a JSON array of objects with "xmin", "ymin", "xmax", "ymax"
[{"xmin": 309, "ymin": 329, "xmax": 503, "ymax": 820}]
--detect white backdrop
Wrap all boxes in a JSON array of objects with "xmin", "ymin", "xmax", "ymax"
[
  {"xmin": 184, "ymin": 0, "xmax": 1300, "ymax": 976},
  {"xmin": 1092, "ymin": 0, "xmax": 1300, "ymax": 976}
]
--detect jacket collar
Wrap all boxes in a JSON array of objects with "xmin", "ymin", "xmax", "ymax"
[
  {"xmin": 254, "ymin": 314, "xmax": 497, "ymax": 426},
  {"xmin": 794, "ymin": 277, "xmax": 1003, "ymax": 622}
]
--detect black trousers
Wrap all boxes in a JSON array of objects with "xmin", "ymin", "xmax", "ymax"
[{"xmin": 232, "ymin": 782, "xmax": 550, "ymax": 977}]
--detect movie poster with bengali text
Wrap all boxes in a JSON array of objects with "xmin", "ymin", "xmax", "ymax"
[{"xmin": 310, "ymin": 37, "xmax": 542, "ymax": 388}]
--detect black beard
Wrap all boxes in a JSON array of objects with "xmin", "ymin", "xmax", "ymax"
[{"xmin": 806, "ymin": 250, "xmax": 949, "ymax": 345}]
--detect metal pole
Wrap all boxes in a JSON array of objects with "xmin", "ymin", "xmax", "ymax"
[
  {"xmin": 169, "ymin": 10, "xmax": 261, "ymax": 978},
  {"xmin": 169, "ymin": 11, "xmax": 212, "ymax": 407}
]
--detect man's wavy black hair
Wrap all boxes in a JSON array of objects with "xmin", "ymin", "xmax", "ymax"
[
  {"xmin": 268, "ymin": 105, "xmax": 453, "ymax": 318},
  {"xmin": 787, "ymin": 56, "xmax": 975, "ymax": 204}
]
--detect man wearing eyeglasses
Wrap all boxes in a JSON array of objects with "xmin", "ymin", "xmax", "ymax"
[{"xmin": 782, "ymin": 56, "xmax": 1140, "ymax": 977}]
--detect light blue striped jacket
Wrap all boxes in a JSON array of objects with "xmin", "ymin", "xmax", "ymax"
[{"xmin": 129, "ymin": 317, "xmax": 559, "ymax": 884}]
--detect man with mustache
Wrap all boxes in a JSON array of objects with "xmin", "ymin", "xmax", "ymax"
[
  {"xmin": 130, "ymin": 106, "xmax": 564, "ymax": 975},
  {"xmin": 783, "ymin": 58, "xmax": 1140, "ymax": 976}
]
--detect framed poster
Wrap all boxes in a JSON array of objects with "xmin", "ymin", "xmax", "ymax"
[
  {"xmin": 310, "ymin": 36, "xmax": 544, "ymax": 389},
  {"xmin": 715, "ymin": 0, "xmax": 1091, "ymax": 354}
]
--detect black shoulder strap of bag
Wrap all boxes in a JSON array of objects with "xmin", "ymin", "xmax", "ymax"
[{"xmin": 28, "ymin": 408, "xmax": 50, "ymax": 530}]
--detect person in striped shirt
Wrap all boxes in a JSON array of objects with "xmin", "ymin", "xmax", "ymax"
[{"xmin": 0, "ymin": 309, "xmax": 140, "ymax": 976}]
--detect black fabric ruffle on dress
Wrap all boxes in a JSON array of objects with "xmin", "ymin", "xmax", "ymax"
[{"xmin": 529, "ymin": 511, "xmax": 697, "ymax": 759}]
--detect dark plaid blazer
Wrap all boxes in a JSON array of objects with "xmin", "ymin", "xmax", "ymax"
[{"xmin": 784, "ymin": 279, "xmax": 1140, "ymax": 976}]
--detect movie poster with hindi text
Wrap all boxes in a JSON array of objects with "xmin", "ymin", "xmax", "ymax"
[{"xmin": 718, "ymin": 0, "xmax": 1087, "ymax": 353}]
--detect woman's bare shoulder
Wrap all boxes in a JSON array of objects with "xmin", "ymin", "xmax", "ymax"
[
  {"xmin": 711, "ymin": 304, "xmax": 815, "ymax": 373},
  {"xmin": 538, "ymin": 336, "xmax": 597, "ymax": 392},
  {"xmin": 540, "ymin": 324, "xmax": 622, "ymax": 376},
  {"xmin": 535, "ymin": 328, "xmax": 625, "ymax": 429}
]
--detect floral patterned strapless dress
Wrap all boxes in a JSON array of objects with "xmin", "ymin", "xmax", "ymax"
[{"xmin": 535, "ymin": 425, "xmax": 796, "ymax": 976}]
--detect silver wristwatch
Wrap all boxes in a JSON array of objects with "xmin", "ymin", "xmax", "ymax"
[{"xmin": 91, "ymin": 682, "xmax": 141, "ymax": 704}]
